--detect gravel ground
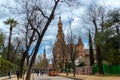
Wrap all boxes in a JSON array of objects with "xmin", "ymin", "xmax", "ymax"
[{"xmin": 59, "ymin": 73, "xmax": 120, "ymax": 80}]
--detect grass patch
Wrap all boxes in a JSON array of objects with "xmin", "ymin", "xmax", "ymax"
[
  {"xmin": 91, "ymin": 73, "xmax": 120, "ymax": 77},
  {"xmin": 100, "ymin": 74, "xmax": 120, "ymax": 77}
]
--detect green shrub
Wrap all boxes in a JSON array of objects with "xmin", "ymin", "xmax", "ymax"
[{"xmin": 0, "ymin": 58, "xmax": 18, "ymax": 77}]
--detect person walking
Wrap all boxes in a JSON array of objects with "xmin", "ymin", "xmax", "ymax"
[
  {"xmin": 8, "ymin": 70, "xmax": 11, "ymax": 80},
  {"xmin": 16, "ymin": 71, "xmax": 19, "ymax": 80},
  {"xmin": 37, "ymin": 70, "xmax": 39, "ymax": 76}
]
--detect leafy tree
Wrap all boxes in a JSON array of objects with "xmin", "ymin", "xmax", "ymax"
[
  {"xmin": 41, "ymin": 58, "xmax": 49, "ymax": 69},
  {"xmin": 0, "ymin": 33, "xmax": 7, "ymax": 60},
  {"xmin": 107, "ymin": 37, "xmax": 119, "ymax": 65},
  {"xmin": 0, "ymin": 58, "xmax": 18, "ymax": 76},
  {"xmin": 33, "ymin": 54, "xmax": 49, "ymax": 70},
  {"xmin": 3, "ymin": 18, "xmax": 18, "ymax": 61},
  {"xmin": 0, "ymin": 33, "xmax": 4, "ymax": 55},
  {"xmin": 107, "ymin": 9, "xmax": 120, "ymax": 52},
  {"xmin": 1, "ymin": 48, "xmax": 8, "ymax": 59},
  {"xmin": 101, "ymin": 9, "xmax": 120, "ymax": 65},
  {"xmin": 88, "ymin": 30, "xmax": 94, "ymax": 66},
  {"xmin": 97, "ymin": 30, "xmax": 120, "ymax": 65},
  {"xmin": 0, "ymin": 33, "xmax": 3, "ymax": 51}
]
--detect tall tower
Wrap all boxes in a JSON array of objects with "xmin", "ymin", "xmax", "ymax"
[
  {"xmin": 78, "ymin": 36, "xmax": 83, "ymax": 46},
  {"xmin": 57, "ymin": 16, "xmax": 64, "ymax": 42},
  {"xmin": 77, "ymin": 36, "xmax": 85, "ymax": 57},
  {"xmin": 43, "ymin": 46, "xmax": 46, "ymax": 59},
  {"xmin": 52, "ymin": 16, "xmax": 66, "ymax": 71}
]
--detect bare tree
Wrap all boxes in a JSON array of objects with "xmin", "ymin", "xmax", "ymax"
[
  {"xmin": 10, "ymin": 37, "xmax": 22, "ymax": 64},
  {"xmin": 66, "ymin": 18, "xmax": 78, "ymax": 77},
  {"xmin": 85, "ymin": 3, "xmax": 107, "ymax": 74},
  {"xmin": 13, "ymin": 19, "xmax": 37, "ymax": 78},
  {"xmin": 13, "ymin": 0, "xmax": 81, "ymax": 79},
  {"xmin": 15, "ymin": 0, "xmax": 62, "ymax": 79}
]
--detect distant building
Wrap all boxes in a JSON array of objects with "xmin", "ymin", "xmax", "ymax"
[
  {"xmin": 84, "ymin": 49, "xmax": 97, "ymax": 65},
  {"xmin": 52, "ymin": 16, "xmax": 89, "ymax": 71},
  {"xmin": 42, "ymin": 47, "xmax": 49, "ymax": 69}
]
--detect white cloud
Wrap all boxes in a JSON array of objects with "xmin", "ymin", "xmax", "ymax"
[
  {"xmin": 1, "ymin": 0, "xmax": 120, "ymax": 56},
  {"xmin": 43, "ymin": 35, "xmax": 55, "ymax": 41},
  {"xmin": 0, "ymin": 0, "xmax": 16, "ymax": 7},
  {"xmin": 99, "ymin": 0, "xmax": 120, "ymax": 8},
  {"xmin": 45, "ymin": 44, "xmax": 51, "ymax": 50},
  {"xmin": 83, "ymin": 42, "xmax": 89, "ymax": 49}
]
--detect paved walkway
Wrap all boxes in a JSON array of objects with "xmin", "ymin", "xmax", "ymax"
[
  {"xmin": 60, "ymin": 73, "xmax": 120, "ymax": 80},
  {"xmin": 33, "ymin": 74, "xmax": 73, "ymax": 80},
  {"xmin": 0, "ymin": 75, "xmax": 17, "ymax": 80},
  {"xmin": 0, "ymin": 75, "xmax": 25, "ymax": 80},
  {"xmin": 1, "ymin": 73, "xmax": 120, "ymax": 80}
]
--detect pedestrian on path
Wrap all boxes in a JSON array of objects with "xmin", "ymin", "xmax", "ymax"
[
  {"xmin": 8, "ymin": 70, "xmax": 12, "ymax": 80},
  {"xmin": 16, "ymin": 71, "xmax": 19, "ymax": 80},
  {"xmin": 37, "ymin": 70, "xmax": 39, "ymax": 76}
]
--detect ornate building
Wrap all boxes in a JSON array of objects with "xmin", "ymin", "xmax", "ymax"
[
  {"xmin": 42, "ymin": 47, "xmax": 48, "ymax": 69},
  {"xmin": 52, "ymin": 16, "xmax": 86, "ymax": 71}
]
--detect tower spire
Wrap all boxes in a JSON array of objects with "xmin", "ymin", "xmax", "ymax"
[
  {"xmin": 78, "ymin": 35, "xmax": 83, "ymax": 46},
  {"xmin": 58, "ymin": 13, "xmax": 62, "ymax": 25},
  {"xmin": 59, "ymin": 13, "xmax": 61, "ymax": 23},
  {"xmin": 43, "ymin": 46, "xmax": 46, "ymax": 59}
]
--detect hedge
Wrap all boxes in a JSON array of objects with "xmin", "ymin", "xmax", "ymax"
[{"xmin": 92, "ymin": 64, "xmax": 120, "ymax": 74}]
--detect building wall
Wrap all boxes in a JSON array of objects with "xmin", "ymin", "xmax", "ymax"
[{"xmin": 52, "ymin": 16, "xmax": 88, "ymax": 71}]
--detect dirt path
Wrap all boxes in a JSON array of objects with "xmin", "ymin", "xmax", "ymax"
[{"xmin": 59, "ymin": 73, "xmax": 120, "ymax": 80}]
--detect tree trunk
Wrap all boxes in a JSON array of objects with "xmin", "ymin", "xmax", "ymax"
[
  {"xmin": 26, "ymin": 37, "xmax": 41, "ymax": 80},
  {"xmin": 89, "ymin": 30, "xmax": 94, "ymax": 66},
  {"xmin": 66, "ymin": 65, "xmax": 68, "ymax": 76},
  {"xmin": 108, "ymin": 60, "xmax": 112, "ymax": 73},
  {"xmin": 27, "ymin": 54, "xmax": 30, "ymax": 67},
  {"xmin": 96, "ymin": 46, "xmax": 104, "ymax": 75},
  {"xmin": 52, "ymin": 59, "xmax": 56, "ymax": 71},
  {"xmin": 19, "ymin": 51, "xmax": 27, "ymax": 78},
  {"xmin": 65, "ymin": 60, "xmax": 68, "ymax": 76},
  {"xmin": 26, "ymin": 67, "xmax": 32, "ymax": 80},
  {"xmin": 59, "ymin": 62, "xmax": 64, "ymax": 73},
  {"xmin": 72, "ymin": 60, "xmax": 75, "ymax": 77},
  {"xmin": 7, "ymin": 27, "xmax": 12, "ymax": 61},
  {"xmin": 25, "ymin": 1, "xmax": 60, "ymax": 79}
]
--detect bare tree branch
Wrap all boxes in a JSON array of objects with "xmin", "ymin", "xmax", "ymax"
[{"xmin": 34, "ymin": 6, "xmax": 49, "ymax": 19}]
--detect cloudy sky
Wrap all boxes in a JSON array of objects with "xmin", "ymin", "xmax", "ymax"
[{"xmin": 0, "ymin": 0, "xmax": 120, "ymax": 60}]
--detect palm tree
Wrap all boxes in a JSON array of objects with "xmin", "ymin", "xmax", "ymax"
[{"xmin": 4, "ymin": 18, "xmax": 18, "ymax": 61}]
